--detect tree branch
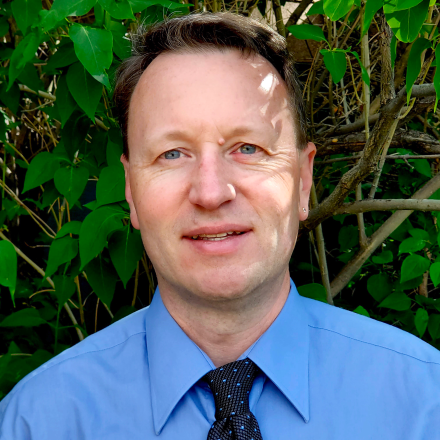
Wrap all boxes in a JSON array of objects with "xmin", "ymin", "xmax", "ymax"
[
  {"xmin": 334, "ymin": 198, "xmax": 440, "ymax": 215},
  {"xmin": 302, "ymin": 83, "xmax": 438, "ymax": 233},
  {"xmin": 316, "ymin": 129, "xmax": 440, "ymax": 157},
  {"xmin": 0, "ymin": 230, "xmax": 84, "ymax": 341},
  {"xmin": 330, "ymin": 172, "xmax": 440, "ymax": 297},
  {"xmin": 285, "ymin": 0, "xmax": 314, "ymax": 29},
  {"xmin": 317, "ymin": 153, "xmax": 440, "ymax": 164}
]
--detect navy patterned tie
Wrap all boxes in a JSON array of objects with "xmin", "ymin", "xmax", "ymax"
[{"xmin": 203, "ymin": 358, "xmax": 263, "ymax": 440}]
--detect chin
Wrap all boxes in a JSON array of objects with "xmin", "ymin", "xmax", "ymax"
[{"xmin": 188, "ymin": 263, "xmax": 268, "ymax": 300}]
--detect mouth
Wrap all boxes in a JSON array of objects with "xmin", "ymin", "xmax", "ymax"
[{"xmin": 189, "ymin": 231, "xmax": 246, "ymax": 241}]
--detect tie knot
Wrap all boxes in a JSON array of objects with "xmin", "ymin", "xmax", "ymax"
[{"xmin": 203, "ymin": 358, "xmax": 259, "ymax": 420}]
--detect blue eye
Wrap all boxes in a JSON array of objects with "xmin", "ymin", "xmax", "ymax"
[
  {"xmin": 163, "ymin": 150, "xmax": 181, "ymax": 159},
  {"xmin": 239, "ymin": 144, "xmax": 257, "ymax": 154}
]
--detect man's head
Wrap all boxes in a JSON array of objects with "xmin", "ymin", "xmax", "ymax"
[{"xmin": 114, "ymin": 12, "xmax": 315, "ymax": 302}]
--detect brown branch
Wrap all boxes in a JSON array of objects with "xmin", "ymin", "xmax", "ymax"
[
  {"xmin": 334, "ymin": 198, "xmax": 440, "ymax": 215},
  {"xmin": 302, "ymin": 83, "xmax": 437, "ymax": 233},
  {"xmin": 285, "ymin": 0, "xmax": 314, "ymax": 29},
  {"xmin": 316, "ymin": 129, "xmax": 440, "ymax": 157},
  {"xmin": 330, "ymin": 172, "xmax": 440, "ymax": 297},
  {"xmin": 272, "ymin": 0, "xmax": 286, "ymax": 37},
  {"xmin": 318, "ymin": 153, "xmax": 440, "ymax": 164}
]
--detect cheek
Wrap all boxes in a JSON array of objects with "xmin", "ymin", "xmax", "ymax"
[
  {"xmin": 246, "ymin": 171, "xmax": 297, "ymax": 246},
  {"xmin": 131, "ymin": 171, "xmax": 186, "ymax": 231}
]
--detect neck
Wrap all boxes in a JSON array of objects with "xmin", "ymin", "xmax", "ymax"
[{"xmin": 159, "ymin": 270, "xmax": 291, "ymax": 367}]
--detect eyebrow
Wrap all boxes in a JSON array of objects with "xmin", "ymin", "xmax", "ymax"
[{"xmin": 149, "ymin": 124, "xmax": 276, "ymax": 145}]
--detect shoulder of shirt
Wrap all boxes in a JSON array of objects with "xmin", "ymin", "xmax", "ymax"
[
  {"xmin": 1, "ymin": 305, "xmax": 150, "ymax": 405},
  {"xmin": 301, "ymin": 295, "xmax": 440, "ymax": 366}
]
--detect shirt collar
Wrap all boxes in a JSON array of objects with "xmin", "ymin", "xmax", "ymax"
[
  {"xmin": 145, "ymin": 279, "xmax": 310, "ymax": 434},
  {"xmin": 145, "ymin": 291, "xmax": 214, "ymax": 435},
  {"xmin": 246, "ymin": 279, "xmax": 310, "ymax": 423}
]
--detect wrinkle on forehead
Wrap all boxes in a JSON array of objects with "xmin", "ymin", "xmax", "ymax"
[{"xmin": 129, "ymin": 50, "xmax": 296, "ymax": 153}]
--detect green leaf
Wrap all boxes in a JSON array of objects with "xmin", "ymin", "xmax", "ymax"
[
  {"xmin": 398, "ymin": 237, "xmax": 426, "ymax": 254},
  {"xmin": 98, "ymin": 0, "xmax": 134, "ymax": 18},
  {"xmin": 409, "ymin": 228, "xmax": 430, "ymax": 241},
  {"xmin": 109, "ymin": 228, "xmax": 144, "ymax": 287},
  {"xmin": 0, "ymin": 16, "xmax": 9, "ymax": 38},
  {"xmin": 66, "ymin": 62, "xmax": 102, "ymax": 121},
  {"xmin": 54, "ymin": 165, "xmax": 89, "ymax": 207},
  {"xmin": 399, "ymin": 274, "xmax": 423, "ymax": 290},
  {"xmin": 350, "ymin": 51, "xmax": 370, "ymax": 87},
  {"xmin": 434, "ymin": 43, "xmax": 440, "ymax": 111},
  {"xmin": 306, "ymin": 0, "xmax": 324, "ymax": 15},
  {"xmin": 62, "ymin": 111, "xmax": 91, "ymax": 161},
  {"xmin": 367, "ymin": 273, "xmax": 392, "ymax": 302},
  {"xmin": 0, "ymin": 308, "xmax": 46, "ymax": 327},
  {"xmin": 107, "ymin": 138, "xmax": 123, "ymax": 167},
  {"xmin": 383, "ymin": 0, "xmax": 424, "ymax": 12},
  {"xmin": 0, "ymin": 113, "xmax": 6, "ymax": 143},
  {"xmin": 79, "ymin": 205, "xmax": 125, "ymax": 268},
  {"xmin": 53, "ymin": 274, "xmax": 76, "ymax": 311},
  {"xmin": 415, "ymin": 308, "xmax": 429, "ymax": 337},
  {"xmin": 8, "ymin": 29, "xmax": 41, "ymax": 90},
  {"xmin": 56, "ymin": 74, "xmax": 77, "ymax": 127},
  {"xmin": 18, "ymin": 62, "xmax": 44, "ymax": 93},
  {"xmin": 323, "ymin": 0, "xmax": 354, "ymax": 20},
  {"xmin": 362, "ymin": 0, "xmax": 383, "ymax": 37},
  {"xmin": 129, "ymin": 0, "xmax": 189, "ymax": 11},
  {"xmin": 11, "ymin": 0, "xmax": 41, "ymax": 35},
  {"xmin": 406, "ymin": 38, "xmax": 431, "ymax": 103},
  {"xmin": 51, "ymin": 0, "xmax": 96, "ymax": 16},
  {"xmin": 385, "ymin": 0, "xmax": 430, "ymax": 42},
  {"xmin": 23, "ymin": 152, "xmax": 61, "ymax": 193},
  {"xmin": 353, "ymin": 305, "xmax": 370, "ymax": 317},
  {"xmin": 378, "ymin": 292, "xmax": 412, "ymax": 310},
  {"xmin": 338, "ymin": 224, "xmax": 358, "ymax": 250},
  {"xmin": 40, "ymin": 0, "xmax": 97, "ymax": 31},
  {"xmin": 286, "ymin": 24, "xmax": 328, "ymax": 43},
  {"xmin": 85, "ymin": 256, "xmax": 118, "ymax": 308},
  {"xmin": 400, "ymin": 254, "xmax": 431, "ymax": 283},
  {"xmin": 56, "ymin": 221, "xmax": 82, "ymax": 238},
  {"xmin": 69, "ymin": 23, "xmax": 113, "ymax": 87},
  {"xmin": 372, "ymin": 250, "xmax": 393, "ymax": 264},
  {"xmin": 111, "ymin": 305, "xmax": 136, "ymax": 323},
  {"xmin": 414, "ymin": 158, "xmax": 432, "ymax": 178},
  {"xmin": 428, "ymin": 313, "xmax": 440, "ymax": 340},
  {"xmin": 0, "ymin": 81, "xmax": 20, "ymax": 115},
  {"xmin": 107, "ymin": 21, "xmax": 131, "ymax": 60},
  {"xmin": 96, "ymin": 166, "xmax": 126, "ymax": 207},
  {"xmin": 45, "ymin": 236, "xmax": 79, "ymax": 279},
  {"xmin": 321, "ymin": 49, "xmax": 347, "ymax": 84},
  {"xmin": 47, "ymin": 43, "xmax": 78, "ymax": 70},
  {"xmin": 297, "ymin": 283, "xmax": 327, "ymax": 303},
  {"xmin": 0, "ymin": 240, "xmax": 17, "ymax": 306},
  {"xmin": 430, "ymin": 262, "xmax": 440, "ymax": 287}
]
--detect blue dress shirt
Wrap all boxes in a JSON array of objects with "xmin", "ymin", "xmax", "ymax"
[{"xmin": 1, "ymin": 279, "xmax": 440, "ymax": 439}]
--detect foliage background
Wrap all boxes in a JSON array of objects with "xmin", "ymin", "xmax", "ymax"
[{"xmin": 0, "ymin": 0, "xmax": 439, "ymax": 400}]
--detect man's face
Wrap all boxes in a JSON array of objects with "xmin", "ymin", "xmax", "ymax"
[{"xmin": 122, "ymin": 49, "xmax": 315, "ymax": 300}]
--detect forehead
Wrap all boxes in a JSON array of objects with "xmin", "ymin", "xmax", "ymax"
[{"xmin": 127, "ymin": 49, "xmax": 294, "ymax": 145}]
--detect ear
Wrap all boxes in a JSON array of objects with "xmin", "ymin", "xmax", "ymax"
[
  {"xmin": 298, "ymin": 142, "xmax": 316, "ymax": 221},
  {"xmin": 121, "ymin": 154, "xmax": 140, "ymax": 230}
]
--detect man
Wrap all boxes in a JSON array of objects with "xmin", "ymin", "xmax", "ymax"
[{"xmin": 1, "ymin": 11, "xmax": 440, "ymax": 440}]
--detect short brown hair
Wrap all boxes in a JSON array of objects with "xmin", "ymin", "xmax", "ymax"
[{"xmin": 113, "ymin": 11, "xmax": 308, "ymax": 158}]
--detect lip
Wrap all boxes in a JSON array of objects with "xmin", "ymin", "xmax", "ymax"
[
  {"xmin": 183, "ymin": 223, "xmax": 252, "ymax": 237},
  {"xmin": 183, "ymin": 229, "xmax": 251, "ymax": 255}
]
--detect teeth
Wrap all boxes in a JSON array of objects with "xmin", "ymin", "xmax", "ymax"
[{"xmin": 191, "ymin": 231, "xmax": 243, "ymax": 240}]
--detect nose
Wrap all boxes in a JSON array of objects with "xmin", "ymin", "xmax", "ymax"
[{"xmin": 188, "ymin": 150, "xmax": 236, "ymax": 210}]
